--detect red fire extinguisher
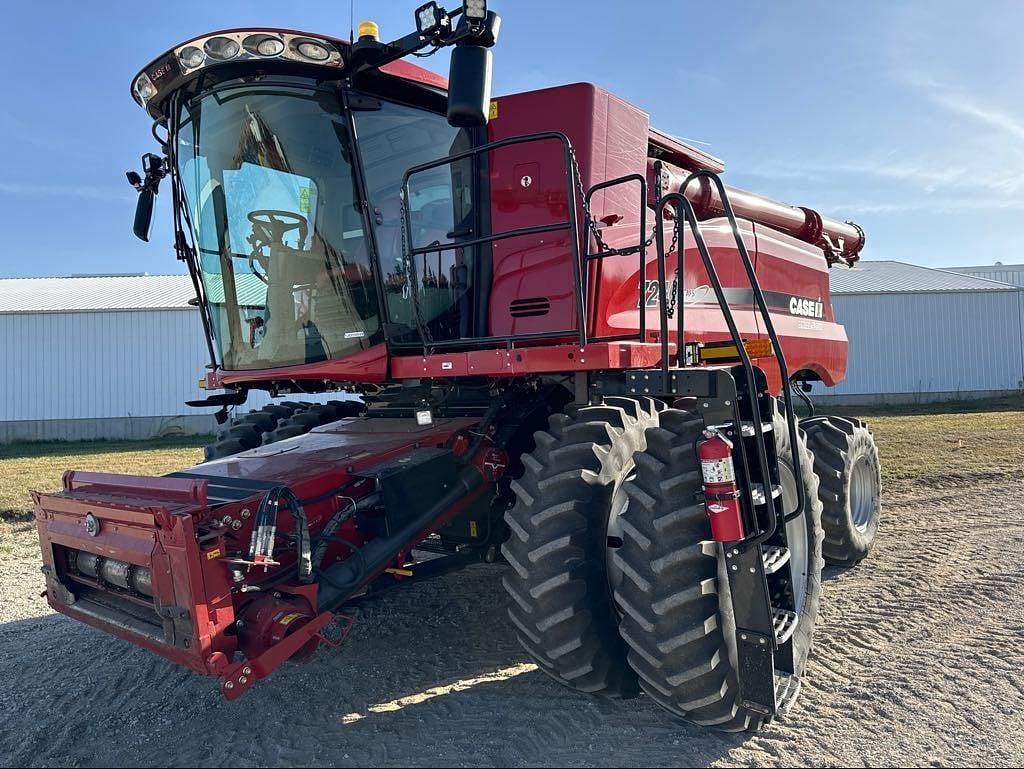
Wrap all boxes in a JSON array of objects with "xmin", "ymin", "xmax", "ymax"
[{"xmin": 697, "ymin": 428, "xmax": 746, "ymax": 542}]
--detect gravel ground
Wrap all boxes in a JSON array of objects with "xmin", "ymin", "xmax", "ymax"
[{"xmin": 1, "ymin": 469, "xmax": 1023, "ymax": 767}]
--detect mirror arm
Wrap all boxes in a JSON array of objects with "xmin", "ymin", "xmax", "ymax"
[
  {"xmin": 128, "ymin": 153, "xmax": 168, "ymax": 243},
  {"xmin": 350, "ymin": 5, "xmax": 496, "ymax": 75},
  {"xmin": 127, "ymin": 153, "xmax": 167, "ymax": 195}
]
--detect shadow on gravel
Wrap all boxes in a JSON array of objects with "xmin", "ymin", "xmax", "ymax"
[
  {"xmin": 822, "ymin": 564, "xmax": 853, "ymax": 582},
  {"xmin": 0, "ymin": 565, "xmax": 759, "ymax": 768}
]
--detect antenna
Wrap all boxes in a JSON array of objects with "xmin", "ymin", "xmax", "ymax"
[{"xmin": 350, "ymin": 0, "xmax": 355, "ymax": 42}]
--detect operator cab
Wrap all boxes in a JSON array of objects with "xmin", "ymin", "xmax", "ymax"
[
  {"xmin": 127, "ymin": 5, "xmax": 499, "ymax": 375},
  {"xmin": 175, "ymin": 77, "xmax": 475, "ymax": 370}
]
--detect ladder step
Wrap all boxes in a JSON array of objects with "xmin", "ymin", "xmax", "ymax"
[
  {"xmin": 750, "ymin": 483, "xmax": 783, "ymax": 506},
  {"xmin": 774, "ymin": 672, "xmax": 802, "ymax": 713},
  {"xmin": 738, "ymin": 421, "xmax": 774, "ymax": 438},
  {"xmin": 761, "ymin": 545, "xmax": 791, "ymax": 575},
  {"xmin": 710, "ymin": 421, "xmax": 773, "ymax": 438},
  {"xmin": 773, "ymin": 608, "xmax": 799, "ymax": 645}
]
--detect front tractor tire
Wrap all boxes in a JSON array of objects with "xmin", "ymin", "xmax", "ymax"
[
  {"xmin": 802, "ymin": 416, "xmax": 882, "ymax": 565},
  {"xmin": 613, "ymin": 406, "xmax": 824, "ymax": 731},
  {"xmin": 501, "ymin": 397, "xmax": 661, "ymax": 697}
]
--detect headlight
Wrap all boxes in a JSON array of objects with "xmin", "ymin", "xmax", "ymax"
[
  {"xmin": 178, "ymin": 45, "xmax": 205, "ymax": 69},
  {"xmin": 133, "ymin": 73, "xmax": 157, "ymax": 104},
  {"xmin": 204, "ymin": 36, "xmax": 240, "ymax": 60},
  {"xmin": 244, "ymin": 33, "xmax": 285, "ymax": 57},
  {"xmin": 133, "ymin": 30, "xmax": 347, "ymax": 113},
  {"xmin": 295, "ymin": 40, "xmax": 331, "ymax": 61}
]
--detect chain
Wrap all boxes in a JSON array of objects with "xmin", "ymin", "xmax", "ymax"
[
  {"xmin": 575, "ymin": 147, "xmax": 678, "ymax": 248},
  {"xmin": 664, "ymin": 215, "xmax": 682, "ymax": 319},
  {"xmin": 569, "ymin": 147, "xmax": 610, "ymax": 254},
  {"xmin": 574, "ymin": 149, "xmax": 687, "ymax": 318}
]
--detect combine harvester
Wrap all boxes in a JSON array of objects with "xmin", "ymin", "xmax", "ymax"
[{"xmin": 33, "ymin": 2, "xmax": 882, "ymax": 730}]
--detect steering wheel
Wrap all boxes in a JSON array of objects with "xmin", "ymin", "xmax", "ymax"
[{"xmin": 246, "ymin": 210, "xmax": 309, "ymax": 282}]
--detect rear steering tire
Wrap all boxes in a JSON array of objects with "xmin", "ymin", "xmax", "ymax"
[
  {"xmin": 802, "ymin": 416, "xmax": 882, "ymax": 565},
  {"xmin": 501, "ymin": 397, "xmax": 661, "ymax": 697}
]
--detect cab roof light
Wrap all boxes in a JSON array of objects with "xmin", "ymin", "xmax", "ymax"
[
  {"xmin": 243, "ymin": 33, "xmax": 285, "ymax": 57},
  {"xmin": 357, "ymin": 20, "xmax": 380, "ymax": 41},
  {"xmin": 179, "ymin": 46, "xmax": 205, "ymax": 69},
  {"xmin": 203, "ymin": 36, "xmax": 241, "ymax": 60},
  {"xmin": 294, "ymin": 39, "xmax": 331, "ymax": 61},
  {"xmin": 463, "ymin": 0, "xmax": 487, "ymax": 22},
  {"xmin": 415, "ymin": 2, "xmax": 445, "ymax": 37},
  {"xmin": 133, "ymin": 73, "xmax": 157, "ymax": 104}
]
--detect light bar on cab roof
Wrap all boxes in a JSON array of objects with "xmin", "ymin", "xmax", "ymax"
[{"xmin": 131, "ymin": 29, "xmax": 346, "ymax": 109}]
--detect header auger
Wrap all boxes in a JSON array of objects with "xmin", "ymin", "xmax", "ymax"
[{"xmin": 33, "ymin": 1, "xmax": 882, "ymax": 730}]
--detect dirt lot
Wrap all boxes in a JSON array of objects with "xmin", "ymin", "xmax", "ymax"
[{"xmin": 2, "ymin": 404, "xmax": 1023, "ymax": 767}]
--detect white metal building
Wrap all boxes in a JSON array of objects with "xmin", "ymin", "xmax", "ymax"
[
  {"xmin": 813, "ymin": 260, "xmax": 1024, "ymax": 404},
  {"xmin": 2, "ymin": 264, "xmax": 1021, "ymax": 442},
  {"xmin": 0, "ymin": 275, "xmax": 218, "ymax": 441},
  {"xmin": 949, "ymin": 262, "xmax": 1024, "ymax": 288},
  {"xmin": 0, "ymin": 274, "xmax": 348, "ymax": 443}
]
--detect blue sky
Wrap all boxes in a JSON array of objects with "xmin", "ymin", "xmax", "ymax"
[{"xmin": 0, "ymin": 0, "xmax": 1020, "ymax": 278}]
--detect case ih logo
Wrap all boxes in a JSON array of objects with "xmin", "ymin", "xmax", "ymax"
[{"xmin": 789, "ymin": 296, "xmax": 824, "ymax": 319}]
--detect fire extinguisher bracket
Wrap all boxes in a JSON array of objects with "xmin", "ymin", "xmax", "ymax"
[{"xmin": 697, "ymin": 428, "xmax": 746, "ymax": 542}]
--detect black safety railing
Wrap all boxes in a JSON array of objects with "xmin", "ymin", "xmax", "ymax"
[
  {"xmin": 685, "ymin": 170, "xmax": 806, "ymax": 537},
  {"xmin": 395, "ymin": 135, "xmax": 804, "ymax": 542},
  {"xmin": 676, "ymin": 170, "xmax": 807, "ymax": 543},
  {"xmin": 649, "ymin": 192, "xmax": 774, "ymax": 543},
  {"xmin": 397, "ymin": 131, "xmax": 586, "ymax": 350}
]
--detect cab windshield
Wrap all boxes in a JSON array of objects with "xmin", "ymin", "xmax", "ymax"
[
  {"xmin": 177, "ymin": 80, "xmax": 378, "ymax": 371},
  {"xmin": 176, "ymin": 79, "xmax": 475, "ymax": 371}
]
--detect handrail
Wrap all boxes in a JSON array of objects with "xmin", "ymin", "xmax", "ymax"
[
  {"xmin": 583, "ymin": 173, "xmax": 648, "ymax": 344},
  {"xmin": 399, "ymin": 131, "xmax": 587, "ymax": 350},
  {"xmin": 396, "ymin": 140, "xmax": 805, "ymax": 544},
  {"xmin": 680, "ymin": 170, "xmax": 806, "ymax": 540},
  {"xmin": 653, "ymin": 192, "xmax": 773, "ymax": 542}
]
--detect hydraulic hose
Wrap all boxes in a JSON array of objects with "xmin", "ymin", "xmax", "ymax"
[
  {"xmin": 316, "ymin": 463, "xmax": 484, "ymax": 612},
  {"xmin": 311, "ymin": 492, "xmax": 381, "ymax": 570},
  {"xmin": 248, "ymin": 485, "xmax": 314, "ymax": 582}
]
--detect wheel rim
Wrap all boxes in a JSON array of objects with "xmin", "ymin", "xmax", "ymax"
[
  {"xmin": 850, "ymin": 455, "xmax": 876, "ymax": 532},
  {"xmin": 779, "ymin": 462, "xmax": 810, "ymax": 615}
]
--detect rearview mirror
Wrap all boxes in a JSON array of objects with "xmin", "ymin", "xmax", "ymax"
[
  {"xmin": 447, "ymin": 43, "xmax": 492, "ymax": 127},
  {"xmin": 134, "ymin": 188, "xmax": 156, "ymax": 242},
  {"xmin": 128, "ymin": 153, "xmax": 165, "ymax": 242}
]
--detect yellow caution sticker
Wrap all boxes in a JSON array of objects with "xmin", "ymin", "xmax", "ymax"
[
  {"xmin": 469, "ymin": 520, "xmax": 478, "ymax": 538},
  {"xmin": 489, "ymin": 101, "xmax": 498, "ymax": 120},
  {"xmin": 205, "ymin": 548, "xmax": 222, "ymax": 560},
  {"xmin": 279, "ymin": 612, "xmax": 303, "ymax": 626}
]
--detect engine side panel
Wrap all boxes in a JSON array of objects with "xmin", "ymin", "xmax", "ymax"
[
  {"xmin": 751, "ymin": 223, "xmax": 847, "ymax": 388},
  {"xmin": 484, "ymin": 83, "xmax": 650, "ymax": 338}
]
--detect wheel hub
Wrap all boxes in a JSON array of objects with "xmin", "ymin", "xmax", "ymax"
[{"xmin": 849, "ymin": 455, "xmax": 876, "ymax": 532}]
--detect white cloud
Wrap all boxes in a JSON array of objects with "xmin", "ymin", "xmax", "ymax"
[
  {"xmin": 903, "ymin": 72, "xmax": 1024, "ymax": 142},
  {"xmin": 741, "ymin": 71, "xmax": 1024, "ymax": 204},
  {"xmin": 819, "ymin": 197, "xmax": 1024, "ymax": 216}
]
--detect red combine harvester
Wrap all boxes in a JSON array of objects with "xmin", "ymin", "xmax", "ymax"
[{"xmin": 33, "ymin": 2, "xmax": 883, "ymax": 730}]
